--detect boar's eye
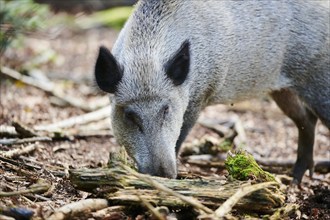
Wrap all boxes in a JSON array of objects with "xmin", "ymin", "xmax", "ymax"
[
  {"xmin": 124, "ymin": 109, "xmax": 143, "ymax": 132},
  {"xmin": 163, "ymin": 105, "xmax": 169, "ymax": 120}
]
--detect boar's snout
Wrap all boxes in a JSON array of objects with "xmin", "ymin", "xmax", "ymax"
[
  {"xmin": 157, "ymin": 161, "xmax": 177, "ymax": 179},
  {"xmin": 137, "ymin": 156, "xmax": 177, "ymax": 179}
]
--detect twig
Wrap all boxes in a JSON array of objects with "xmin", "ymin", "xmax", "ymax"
[
  {"xmin": 213, "ymin": 182, "xmax": 278, "ymax": 218},
  {"xmin": 0, "ymin": 155, "xmax": 66, "ymax": 177},
  {"xmin": 0, "ymin": 125, "xmax": 18, "ymax": 137},
  {"xmin": 198, "ymin": 116, "xmax": 246, "ymax": 145},
  {"xmin": 0, "ymin": 66, "xmax": 98, "ymax": 111},
  {"xmin": 136, "ymin": 193, "xmax": 165, "ymax": 220},
  {"xmin": 11, "ymin": 121, "xmax": 38, "ymax": 138},
  {"xmin": 75, "ymin": 119, "xmax": 112, "ymax": 135},
  {"xmin": 0, "ymin": 66, "xmax": 53, "ymax": 92},
  {"xmin": 29, "ymin": 194, "xmax": 52, "ymax": 202},
  {"xmin": 197, "ymin": 118, "xmax": 230, "ymax": 137},
  {"xmin": 91, "ymin": 206, "xmax": 125, "ymax": 219},
  {"xmin": 0, "ymin": 143, "xmax": 39, "ymax": 158},
  {"xmin": 73, "ymin": 130, "xmax": 112, "ymax": 138},
  {"xmin": 0, "ymin": 183, "xmax": 50, "ymax": 197},
  {"xmin": 34, "ymin": 105, "xmax": 111, "ymax": 132},
  {"xmin": 0, "ymin": 156, "xmax": 41, "ymax": 175},
  {"xmin": 268, "ymin": 203, "xmax": 299, "ymax": 220},
  {"xmin": 122, "ymin": 165, "xmax": 214, "ymax": 215},
  {"xmin": 47, "ymin": 199, "xmax": 109, "ymax": 220},
  {"xmin": 20, "ymin": 195, "xmax": 35, "ymax": 205},
  {"xmin": 232, "ymin": 115, "xmax": 246, "ymax": 144},
  {"xmin": 19, "ymin": 155, "xmax": 65, "ymax": 172},
  {"xmin": 0, "ymin": 136, "xmax": 52, "ymax": 145}
]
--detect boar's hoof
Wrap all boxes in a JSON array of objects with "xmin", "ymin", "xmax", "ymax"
[{"xmin": 292, "ymin": 158, "xmax": 314, "ymax": 184}]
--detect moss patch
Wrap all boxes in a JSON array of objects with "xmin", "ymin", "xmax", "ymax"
[{"xmin": 225, "ymin": 150, "xmax": 276, "ymax": 182}]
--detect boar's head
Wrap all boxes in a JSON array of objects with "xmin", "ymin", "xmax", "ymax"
[{"xmin": 95, "ymin": 41, "xmax": 191, "ymax": 178}]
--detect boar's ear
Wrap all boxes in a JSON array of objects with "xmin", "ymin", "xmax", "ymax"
[
  {"xmin": 165, "ymin": 40, "xmax": 190, "ymax": 86},
  {"xmin": 95, "ymin": 46, "xmax": 123, "ymax": 93}
]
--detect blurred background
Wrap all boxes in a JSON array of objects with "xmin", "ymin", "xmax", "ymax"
[{"xmin": 1, "ymin": 0, "xmax": 136, "ymax": 84}]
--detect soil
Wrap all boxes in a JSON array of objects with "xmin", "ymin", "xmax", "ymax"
[{"xmin": 0, "ymin": 21, "xmax": 329, "ymax": 220}]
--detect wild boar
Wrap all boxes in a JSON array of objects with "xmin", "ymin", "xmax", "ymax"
[{"xmin": 95, "ymin": 0, "xmax": 330, "ymax": 183}]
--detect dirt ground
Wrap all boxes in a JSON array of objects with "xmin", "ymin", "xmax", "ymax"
[{"xmin": 0, "ymin": 21, "xmax": 329, "ymax": 219}]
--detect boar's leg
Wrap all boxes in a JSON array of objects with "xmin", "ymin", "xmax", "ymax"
[
  {"xmin": 302, "ymin": 89, "xmax": 330, "ymax": 129},
  {"xmin": 271, "ymin": 89, "xmax": 318, "ymax": 184}
]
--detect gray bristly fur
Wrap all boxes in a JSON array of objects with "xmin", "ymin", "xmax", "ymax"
[{"xmin": 95, "ymin": 0, "xmax": 330, "ymax": 182}]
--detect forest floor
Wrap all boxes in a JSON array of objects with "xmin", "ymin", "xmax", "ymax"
[{"xmin": 0, "ymin": 24, "xmax": 329, "ymax": 220}]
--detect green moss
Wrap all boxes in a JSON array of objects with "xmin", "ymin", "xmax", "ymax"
[
  {"xmin": 108, "ymin": 146, "xmax": 137, "ymax": 170},
  {"xmin": 225, "ymin": 150, "xmax": 276, "ymax": 182}
]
